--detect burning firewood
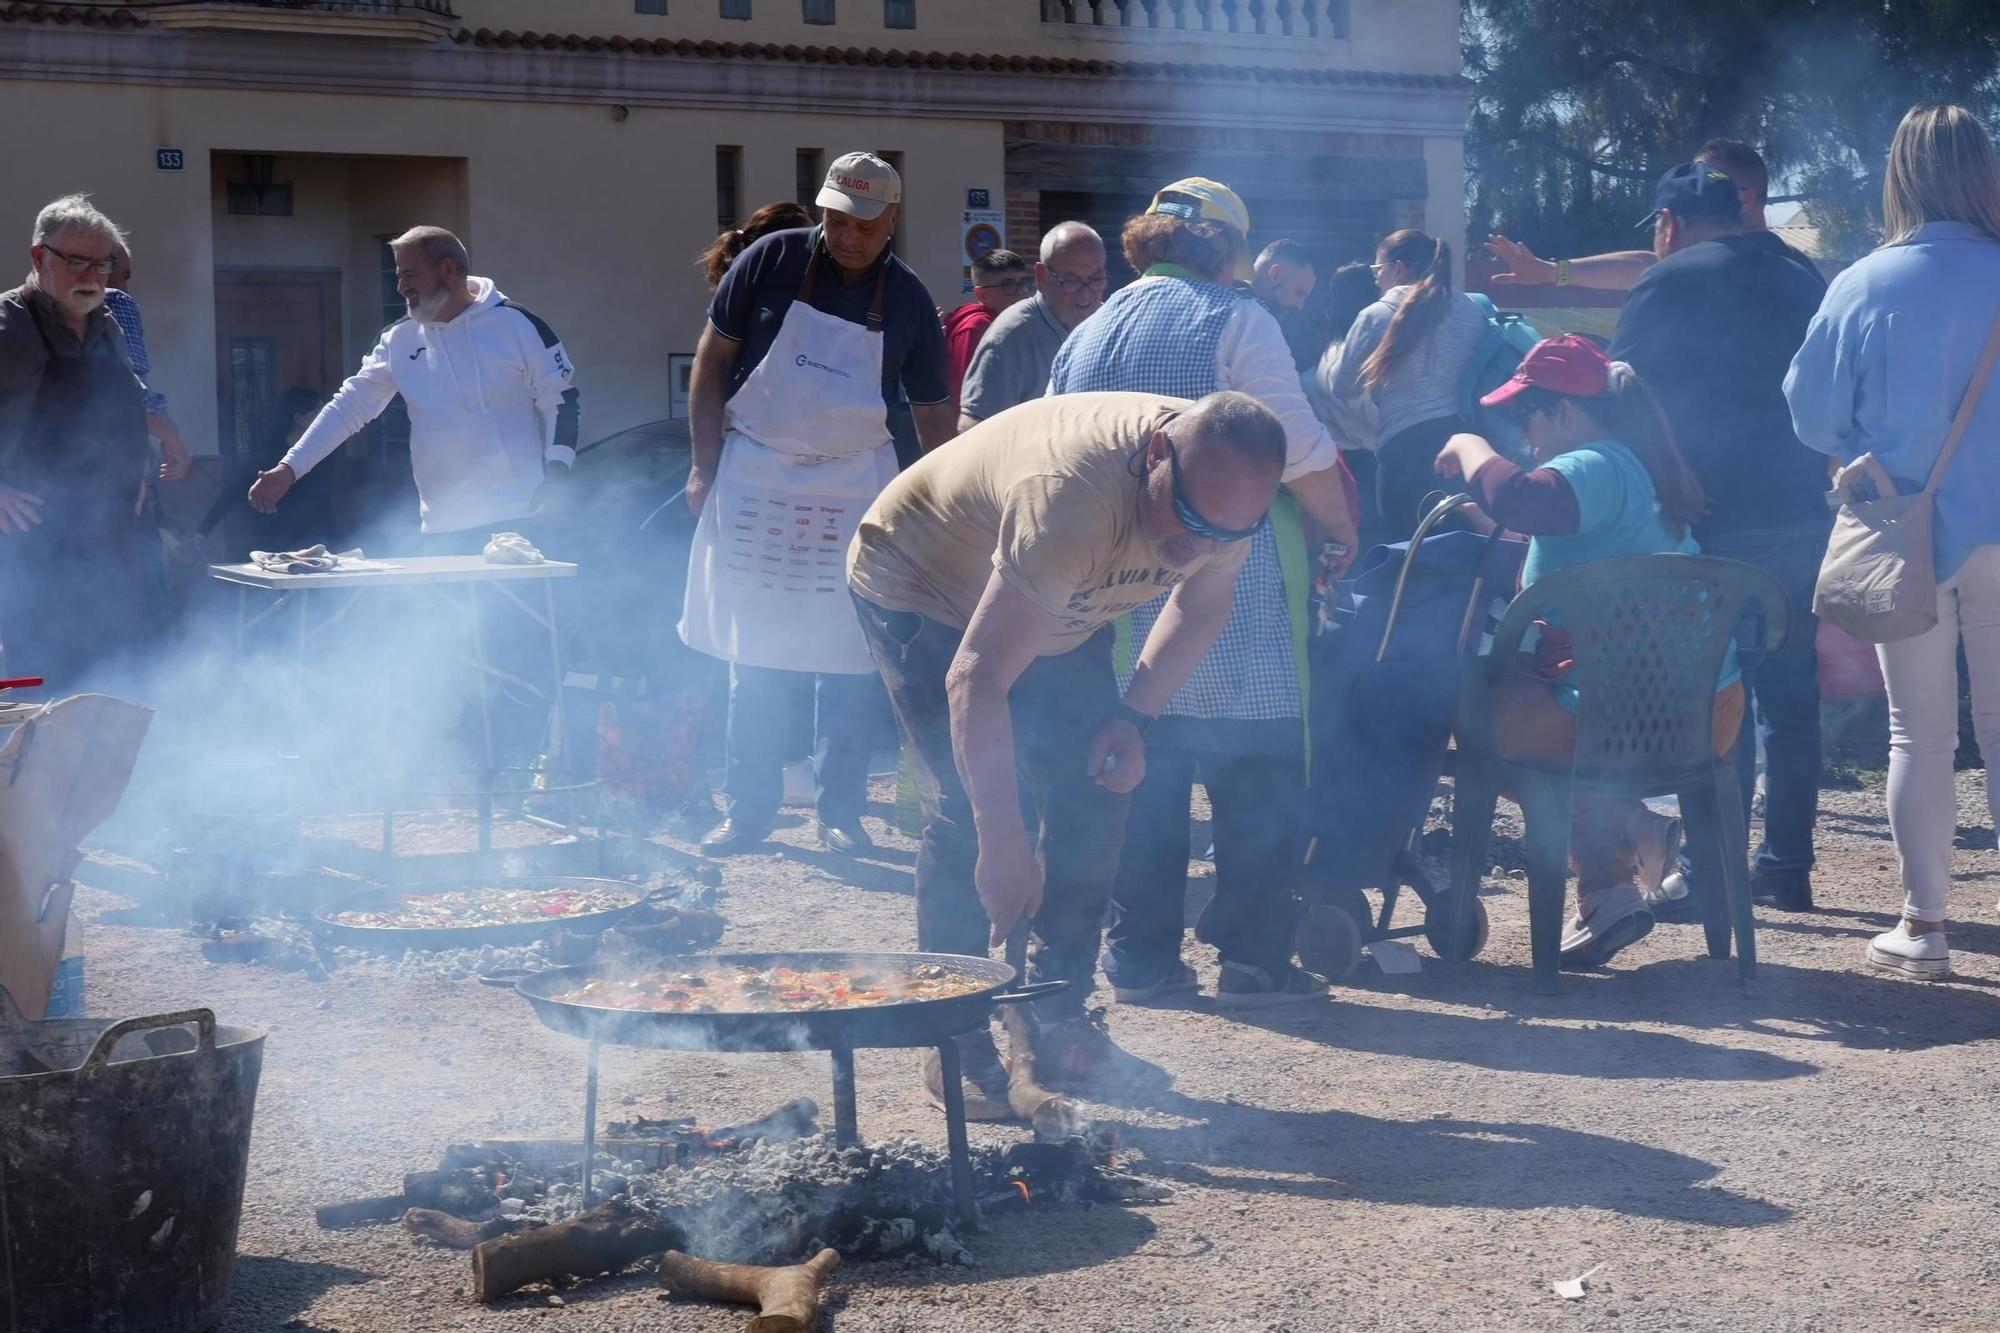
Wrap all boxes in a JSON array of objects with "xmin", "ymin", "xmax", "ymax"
[
  {"xmin": 315, "ymin": 1167, "xmax": 507, "ymax": 1229},
  {"xmin": 607, "ymin": 1097, "xmax": 819, "ymax": 1151},
  {"xmin": 469, "ymin": 1198, "xmax": 685, "ymax": 1303},
  {"xmin": 656, "ymin": 1247, "xmax": 840, "ymax": 1333}
]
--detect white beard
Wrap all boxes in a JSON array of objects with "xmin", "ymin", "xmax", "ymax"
[
  {"xmin": 59, "ymin": 287, "xmax": 106, "ymax": 319},
  {"xmin": 407, "ymin": 287, "xmax": 454, "ymax": 323}
]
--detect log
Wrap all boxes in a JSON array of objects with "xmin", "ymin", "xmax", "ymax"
[
  {"xmin": 1001, "ymin": 992, "xmax": 1088, "ymax": 1142},
  {"xmin": 403, "ymin": 1168, "xmax": 497, "ymax": 1216},
  {"xmin": 404, "ymin": 1207, "xmax": 531, "ymax": 1249},
  {"xmin": 998, "ymin": 927, "xmax": 1088, "ymax": 1140},
  {"xmin": 470, "ymin": 1199, "xmax": 685, "ymax": 1303},
  {"xmin": 710, "ymin": 1097, "xmax": 820, "ymax": 1146},
  {"xmin": 315, "ymin": 1194, "xmax": 406, "ymax": 1229},
  {"xmin": 657, "ymin": 1248, "xmax": 840, "ymax": 1333},
  {"xmin": 404, "ymin": 1208, "xmax": 495, "ymax": 1249}
]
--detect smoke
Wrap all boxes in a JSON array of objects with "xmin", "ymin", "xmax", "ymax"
[{"xmin": 61, "ymin": 504, "xmax": 560, "ymax": 859}]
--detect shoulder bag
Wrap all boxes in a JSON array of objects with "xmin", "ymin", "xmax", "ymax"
[{"xmin": 1813, "ymin": 308, "xmax": 2000, "ymax": 643}]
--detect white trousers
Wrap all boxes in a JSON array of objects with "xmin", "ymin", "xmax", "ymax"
[{"xmin": 1876, "ymin": 544, "xmax": 2000, "ymax": 922}]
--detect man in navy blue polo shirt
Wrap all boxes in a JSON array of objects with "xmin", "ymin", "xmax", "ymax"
[
  {"xmin": 680, "ymin": 151, "xmax": 953, "ymax": 856},
  {"xmin": 1610, "ymin": 162, "xmax": 1829, "ymax": 914}
]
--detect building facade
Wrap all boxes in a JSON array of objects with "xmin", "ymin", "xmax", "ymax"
[{"xmin": 0, "ymin": 0, "xmax": 1465, "ymax": 515}]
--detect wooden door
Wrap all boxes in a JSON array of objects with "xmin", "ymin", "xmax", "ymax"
[{"xmin": 213, "ymin": 269, "xmax": 341, "ymax": 464}]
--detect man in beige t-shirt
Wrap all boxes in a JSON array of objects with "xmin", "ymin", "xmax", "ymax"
[{"xmin": 847, "ymin": 390, "xmax": 1283, "ymax": 1113}]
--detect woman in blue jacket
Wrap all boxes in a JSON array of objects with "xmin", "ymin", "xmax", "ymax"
[{"xmin": 1785, "ymin": 103, "xmax": 2000, "ymax": 980}]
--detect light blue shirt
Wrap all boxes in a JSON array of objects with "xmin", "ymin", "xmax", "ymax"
[
  {"xmin": 1521, "ymin": 439, "xmax": 1735, "ymax": 709},
  {"xmin": 1521, "ymin": 439, "xmax": 1697, "ymax": 588},
  {"xmin": 1785, "ymin": 220, "xmax": 2000, "ymax": 582}
]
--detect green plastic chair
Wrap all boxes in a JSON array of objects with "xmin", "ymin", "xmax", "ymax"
[{"xmin": 1444, "ymin": 554, "xmax": 1788, "ymax": 994}]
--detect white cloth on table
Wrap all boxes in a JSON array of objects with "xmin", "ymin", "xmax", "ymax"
[
  {"xmin": 248, "ymin": 546, "xmax": 399, "ymax": 575},
  {"xmin": 482, "ymin": 532, "xmax": 545, "ymax": 565}
]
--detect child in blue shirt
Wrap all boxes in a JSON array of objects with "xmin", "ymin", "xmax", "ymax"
[{"xmin": 1436, "ymin": 335, "xmax": 1745, "ymax": 967}]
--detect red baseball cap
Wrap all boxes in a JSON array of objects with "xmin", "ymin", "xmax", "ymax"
[{"xmin": 1480, "ymin": 334, "xmax": 1611, "ymax": 407}]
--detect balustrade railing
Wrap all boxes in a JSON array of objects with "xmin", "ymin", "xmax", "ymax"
[
  {"xmin": 208, "ymin": 0, "xmax": 457, "ymax": 17},
  {"xmin": 1040, "ymin": 0, "xmax": 1348, "ymax": 38}
]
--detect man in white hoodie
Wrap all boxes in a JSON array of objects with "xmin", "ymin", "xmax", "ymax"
[{"xmin": 248, "ymin": 226, "xmax": 578, "ymax": 544}]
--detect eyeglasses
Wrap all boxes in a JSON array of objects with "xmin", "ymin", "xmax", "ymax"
[
  {"xmin": 1168, "ymin": 443, "xmax": 1263, "ymax": 544},
  {"xmin": 976, "ymin": 276, "xmax": 1032, "ymax": 295},
  {"xmin": 41, "ymin": 244, "xmax": 115, "ymax": 277},
  {"xmin": 1505, "ymin": 402, "xmax": 1552, "ymax": 433},
  {"xmin": 1049, "ymin": 271, "xmax": 1109, "ymax": 294}
]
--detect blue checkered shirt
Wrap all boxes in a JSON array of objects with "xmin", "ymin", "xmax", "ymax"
[
  {"xmin": 105, "ymin": 289, "xmax": 168, "ymax": 416},
  {"xmin": 1047, "ymin": 275, "xmax": 1300, "ymax": 726}
]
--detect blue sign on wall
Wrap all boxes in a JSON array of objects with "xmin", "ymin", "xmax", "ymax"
[{"xmin": 155, "ymin": 148, "xmax": 185, "ymax": 172}]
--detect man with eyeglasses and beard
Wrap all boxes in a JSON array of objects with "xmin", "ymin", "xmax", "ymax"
[
  {"xmin": 0, "ymin": 194, "xmax": 163, "ymax": 690},
  {"xmin": 958, "ymin": 221, "xmax": 1109, "ymax": 433},
  {"xmin": 248, "ymin": 225, "xmax": 579, "ymax": 542},
  {"xmin": 247, "ymin": 223, "xmax": 581, "ymax": 774},
  {"xmin": 848, "ymin": 388, "xmax": 1285, "ymax": 1114}
]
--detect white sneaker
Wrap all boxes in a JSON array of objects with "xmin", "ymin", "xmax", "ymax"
[{"xmin": 1866, "ymin": 925, "xmax": 1950, "ymax": 979}]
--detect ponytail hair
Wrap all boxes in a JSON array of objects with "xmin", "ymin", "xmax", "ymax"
[
  {"xmin": 1508, "ymin": 361, "xmax": 1707, "ymax": 539},
  {"xmin": 699, "ymin": 201, "xmax": 814, "ymax": 288},
  {"xmin": 1360, "ymin": 229, "xmax": 1453, "ymax": 393}
]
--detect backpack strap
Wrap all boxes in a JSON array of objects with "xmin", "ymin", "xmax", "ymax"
[{"xmin": 1458, "ymin": 293, "xmax": 1508, "ymax": 422}]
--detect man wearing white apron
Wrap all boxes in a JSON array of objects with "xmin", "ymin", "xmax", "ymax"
[{"xmin": 681, "ymin": 152, "xmax": 953, "ymax": 855}]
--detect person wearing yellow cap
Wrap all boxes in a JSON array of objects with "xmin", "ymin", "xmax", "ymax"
[{"xmin": 1046, "ymin": 177, "xmax": 1360, "ymax": 1012}]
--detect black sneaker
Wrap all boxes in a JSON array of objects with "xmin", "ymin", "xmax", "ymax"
[
  {"xmin": 815, "ymin": 820, "xmax": 874, "ymax": 854},
  {"xmin": 699, "ymin": 817, "xmax": 769, "ymax": 855},
  {"xmin": 1110, "ymin": 961, "xmax": 1200, "ymax": 1005},
  {"xmin": 1215, "ymin": 962, "xmax": 1329, "ymax": 1010},
  {"xmin": 1751, "ymin": 867, "xmax": 1814, "ymax": 911}
]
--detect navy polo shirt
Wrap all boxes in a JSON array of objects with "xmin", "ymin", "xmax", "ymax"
[
  {"xmin": 706, "ymin": 226, "xmax": 949, "ymax": 412},
  {"xmin": 1608, "ymin": 231, "xmax": 1828, "ymax": 541}
]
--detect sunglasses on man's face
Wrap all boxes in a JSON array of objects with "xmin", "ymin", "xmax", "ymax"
[{"xmin": 1167, "ymin": 443, "xmax": 1263, "ymax": 544}]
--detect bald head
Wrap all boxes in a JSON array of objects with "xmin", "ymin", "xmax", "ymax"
[
  {"xmin": 1037, "ymin": 220, "xmax": 1108, "ymax": 329},
  {"xmin": 1139, "ymin": 390, "xmax": 1286, "ymax": 566}
]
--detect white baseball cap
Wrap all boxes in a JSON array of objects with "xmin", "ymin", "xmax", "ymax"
[{"xmin": 817, "ymin": 151, "xmax": 902, "ymax": 221}]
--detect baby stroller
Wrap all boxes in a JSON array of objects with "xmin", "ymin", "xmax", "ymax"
[{"xmin": 1293, "ymin": 496, "xmax": 1527, "ymax": 980}]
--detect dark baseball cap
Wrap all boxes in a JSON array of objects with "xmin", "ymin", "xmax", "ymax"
[{"xmin": 1636, "ymin": 162, "xmax": 1743, "ymax": 230}]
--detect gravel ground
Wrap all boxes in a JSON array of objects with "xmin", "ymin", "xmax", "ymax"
[{"xmin": 68, "ymin": 771, "xmax": 2000, "ymax": 1332}]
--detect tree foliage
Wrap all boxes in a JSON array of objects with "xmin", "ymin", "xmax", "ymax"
[{"xmin": 1465, "ymin": 0, "xmax": 2000, "ymax": 259}]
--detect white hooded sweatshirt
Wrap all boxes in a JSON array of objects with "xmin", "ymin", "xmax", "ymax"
[{"xmin": 282, "ymin": 277, "xmax": 579, "ymax": 534}]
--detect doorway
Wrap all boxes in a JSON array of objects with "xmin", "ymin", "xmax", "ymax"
[{"xmin": 213, "ymin": 268, "xmax": 342, "ymax": 465}]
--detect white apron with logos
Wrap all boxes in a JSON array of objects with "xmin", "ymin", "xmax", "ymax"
[{"xmin": 680, "ymin": 251, "xmax": 897, "ymax": 675}]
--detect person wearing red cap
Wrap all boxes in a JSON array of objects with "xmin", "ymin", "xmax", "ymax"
[{"xmin": 1434, "ymin": 335, "xmax": 1745, "ymax": 967}]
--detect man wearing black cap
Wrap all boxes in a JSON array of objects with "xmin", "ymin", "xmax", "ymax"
[{"xmin": 1608, "ymin": 162, "xmax": 1830, "ymax": 914}]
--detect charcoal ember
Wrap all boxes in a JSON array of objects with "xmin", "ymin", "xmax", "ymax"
[
  {"xmin": 198, "ymin": 922, "xmax": 328, "ymax": 978},
  {"xmin": 405, "ymin": 1126, "xmax": 1161, "ymax": 1271}
]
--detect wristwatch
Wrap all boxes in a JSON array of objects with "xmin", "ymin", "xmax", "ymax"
[
  {"xmin": 1108, "ymin": 702, "xmax": 1156, "ymax": 739},
  {"xmin": 1556, "ymin": 258, "xmax": 1572, "ymax": 287}
]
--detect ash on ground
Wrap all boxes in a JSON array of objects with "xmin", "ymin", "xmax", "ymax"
[{"xmin": 479, "ymin": 1132, "xmax": 1167, "ymax": 1268}]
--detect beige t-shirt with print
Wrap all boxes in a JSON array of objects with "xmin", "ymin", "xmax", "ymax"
[{"xmin": 847, "ymin": 391, "xmax": 1249, "ymax": 653}]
